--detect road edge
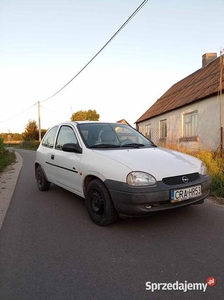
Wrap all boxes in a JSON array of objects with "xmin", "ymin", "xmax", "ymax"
[{"xmin": 0, "ymin": 152, "xmax": 23, "ymax": 230}]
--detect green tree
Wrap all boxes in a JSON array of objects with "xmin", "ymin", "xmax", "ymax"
[
  {"xmin": 41, "ymin": 129, "xmax": 47, "ymax": 138},
  {"xmin": 70, "ymin": 109, "xmax": 100, "ymax": 121},
  {"xmin": 23, "ymin": 119, "xmax": 39, "ymax": 141}
]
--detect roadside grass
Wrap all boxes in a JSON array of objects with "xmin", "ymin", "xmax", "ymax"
[
  {"xmin": 0, "ymin": 151, "xmax": 16, "ymax": 173},
  {"xmin": 1, "ymin": 138, "xmax": 39, "ymax": 173},
  {"xmin": 0, "ymin": 138, "xmax": 16, "ymax": 173},
  {"xmin": 161, "ymin": 144, "xmax": 224, "ymax": 199},
  {"xmin": 18, "ymin": 140, "xmax": 39, "ymax": 150},
  {"xmin": 194, "ymin": 150, "xmax": 224, "ymax": 199},
  {"xmin": 1, "ymin": 140, "xmax": 39, "ymax": 173},
  {"xmin": 4, "ymin": 140, "xmax": 40, "ymax": 150}
]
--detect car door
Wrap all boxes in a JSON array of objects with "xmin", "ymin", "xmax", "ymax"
[
  {"xmin": 39, "ymin": 126, "xmax": 59, "ymax": 183},
  {"xmin": 52, "ymin": 125, "xmax": 82, "ymax": 194}
]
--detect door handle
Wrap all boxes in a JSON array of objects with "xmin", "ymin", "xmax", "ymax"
[{"xmin": 51, "ymin": 154, "xmax": 55, "ymax": 160}]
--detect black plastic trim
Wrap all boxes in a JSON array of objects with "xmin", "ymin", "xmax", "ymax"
[{"xmin": 46, "ymin": 162, "xmax": 78, "ymax": 173}]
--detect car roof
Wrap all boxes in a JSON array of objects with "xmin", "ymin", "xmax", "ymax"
[{"xmin": 52, "ymin": 121, "xmax": 129, "ymax": 126}]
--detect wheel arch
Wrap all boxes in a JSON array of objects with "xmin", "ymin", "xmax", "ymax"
[
  {"xmin": 84, "ymin": 177, "xmax": 118, "ymax": 225},
  {"xmin": 83, "ymin": 174, "xmax": 107, "ymax": 198},
  {"xmin": 34, "ymin": 162, "xmax": 39, "ymax": 179},
  {"xmin": 35, "ymin": 162, "xmax": 49, "ymax": 182}
]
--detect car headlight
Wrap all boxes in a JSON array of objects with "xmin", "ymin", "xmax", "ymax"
[
  {"xmin": 127, "ymin": 171, "xmax": 156, "ymax": 186},
  {"xmin": 200, "ymin": 162, "xmax": 207, "ymax": 175}
]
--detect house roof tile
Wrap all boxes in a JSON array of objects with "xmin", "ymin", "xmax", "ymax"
[{"xmin": 136, "ymin": 55, "xmax": 224, "ymax": 123}]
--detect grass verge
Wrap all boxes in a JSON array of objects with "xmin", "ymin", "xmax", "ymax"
[
  {"xmin": 0, "ymin": 137, "xmax": 17, "ymax": 173},
  {"xmin": 0, "ymin": 150, "xmax": 16, "ymax": 173},
  {"xmin": 191, "ymin": 150, "xmax": 224, "ymax": 198},
  {"xmin": 163, "ymin": 146, "xmax": 224, "ymax": 199}
]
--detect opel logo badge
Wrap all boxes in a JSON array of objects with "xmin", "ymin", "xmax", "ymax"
[{"xmin": 182, "ymin": 176, "xmax": 189, "ymax": 183}]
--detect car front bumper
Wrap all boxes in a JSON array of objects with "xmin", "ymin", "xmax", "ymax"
[{"xmin": 105, "ymin": 175, "xmax": 212, "ymax": 217}]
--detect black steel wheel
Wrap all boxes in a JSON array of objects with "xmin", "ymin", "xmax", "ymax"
[
  {"xmin": 86, "ymin": 179, "xmax": 118, "ymax": 226},
  {"xmin": 36, "ymin": 165, "xmax": 50, "ymax": 191}
]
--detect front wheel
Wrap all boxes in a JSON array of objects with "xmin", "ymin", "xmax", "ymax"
[
  {"xmin": 85, "ymin": 179, "xmax": 118, "ymax": 226},
  {"xmin": 36, "ymin": 165, "xmax": 50, "ymax": 191}
]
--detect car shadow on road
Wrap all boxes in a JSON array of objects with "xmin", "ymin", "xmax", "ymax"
[{"xmin": 43, "ymin": 183, "xmax": 212, "ymax": 233}]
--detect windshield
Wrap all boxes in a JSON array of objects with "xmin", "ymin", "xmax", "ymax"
[{"xmin": 77, "ymin": 123, "xmax": 156, "ymax": 149}]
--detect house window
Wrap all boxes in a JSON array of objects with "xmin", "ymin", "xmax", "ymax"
[
  {"xmin": 145, "ymin": 124, "xmax": 152, "ymax": 139},
  {"xmin": 183, "ymin": 111, "xmax": 198, "ymax": 137},
  {"xmin": 138, "ymin": 125, "xmax": 145, "ymax": 136},
  {"xmin": 160, "ymin": 119, "xmax": 167, "ymax": 139}
]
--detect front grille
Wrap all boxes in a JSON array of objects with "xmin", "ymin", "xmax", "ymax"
[{"xmin": 162, "ymin": 172, "xmax": 199, "ymax": 185}]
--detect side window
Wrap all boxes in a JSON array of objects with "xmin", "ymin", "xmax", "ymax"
[
  {"xmin": 55, "ymin": 126, "xmax": 78, "ymax": 150},
  {"xmin": 42, "ymin": 126, "xmax": 58, "ymax": 148}
]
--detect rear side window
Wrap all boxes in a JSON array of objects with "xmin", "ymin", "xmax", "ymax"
[{"xmin": 42, "ymin": 126, "xmax": 58, "ymax": 148}]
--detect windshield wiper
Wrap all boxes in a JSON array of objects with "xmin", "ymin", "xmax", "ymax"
[
  {"xmin": 89, "ymin": 144, "xmax": 120, "ymax": 148},
  {"xmin": 121, "ymin": 143, "xmax": 145, "ymax": 148}
]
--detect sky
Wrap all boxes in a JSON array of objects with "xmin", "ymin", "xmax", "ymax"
[{"xmin": 0, "ymin": 0, "xmax": 224, "ymax": 133}]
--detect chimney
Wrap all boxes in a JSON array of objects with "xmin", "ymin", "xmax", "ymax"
[{"xmin": 202, "ymin": 53, "xmax": 217, "ymax": 67}]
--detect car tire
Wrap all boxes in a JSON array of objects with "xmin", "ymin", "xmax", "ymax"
[
  {"xmin": 36, "ymin": 165, "xmax": 50, "ymax": 191},
  {"xmin": 86, "ymin": 179, "xmax": 118, "ymax": 226}
]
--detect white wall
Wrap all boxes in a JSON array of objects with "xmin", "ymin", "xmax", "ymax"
[{"xmin": 138, "ymin": 95, "xmax": 224, "ymax": 151}]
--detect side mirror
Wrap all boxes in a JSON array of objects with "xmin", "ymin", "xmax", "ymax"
[{"xmin": 62, "ymin": 143, "xmax": 82, "ymax": 153}]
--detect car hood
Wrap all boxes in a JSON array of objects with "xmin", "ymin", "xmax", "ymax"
[{"xmin": 94, "ymin": 147, "xmax": 202, "ymax": 181}]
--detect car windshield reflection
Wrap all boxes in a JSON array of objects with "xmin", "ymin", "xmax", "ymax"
[{"xmin": 77, "ymin": 123, "xmax": 155, "ymax": 149}]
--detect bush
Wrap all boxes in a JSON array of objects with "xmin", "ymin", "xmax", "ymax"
[
  {"xmin": 0, "ymin": 138, "xmax": 5, "ymax": 155},
  {"xmin": 165, "ymin": 145, "xmax": 224, "ymax": 198},
  {"xmin": 19, "ymin": 140, "xmax": 40, "ymax": 150},
  {"xmin": 193, "ymin": 150, "xmax": 222, "ymax": 175},
  {"xmin": 211, "ymin": 174, "xmax": 224, "ymax": 198},
  {"xmin": 194, "ymin": 151, "xmax": 224, "ymax": 198}
]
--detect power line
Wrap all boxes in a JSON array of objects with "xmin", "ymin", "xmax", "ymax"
[
  {"xmin": 0, "ymin": 103, "xmax": 37, "ymax": 124},
  {"xmin": 0, "ymin": 0, "xmax": 149, "ymax": 124},
  {"xmin": 40, "ymin": 104, "xmax": 57, "ymax": 113},
  {"xmin": 41, "ymin": 0, "xmax": 149, "ymax": 103}
]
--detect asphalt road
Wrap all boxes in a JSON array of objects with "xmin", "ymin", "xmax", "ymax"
[{"xmin": 0, "ymin": 149, "xmax": 224, "ymax": 300}]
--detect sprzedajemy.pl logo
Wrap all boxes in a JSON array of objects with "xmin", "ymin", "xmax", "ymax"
[{"xmin": 145, "ymin": 277, "xmax": 216, "ymax": 293}]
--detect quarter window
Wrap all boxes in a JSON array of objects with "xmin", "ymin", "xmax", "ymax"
[
  {"xmin": 183, "ymin": 111, "xmax": 198, "ymax": 137},
  {"xmin": 42, "ymin": 126, "xmax": 58, "ymax": 148},
  {"xmin": 160, "ymin": 119, "xmax": 167, "ymax": 139}
]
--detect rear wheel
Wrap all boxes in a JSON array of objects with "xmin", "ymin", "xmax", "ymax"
[
  {"xmin": 86, "ymin": 179, "xmax": 118, "ymax": 226},
  {"xmin": 36, "ymin": 165, "xmax": 50, "ymax": 191}
]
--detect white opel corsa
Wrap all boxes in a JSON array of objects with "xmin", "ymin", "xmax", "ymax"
[{"xmin": 35, "ymin": 121, "xmax": 212, "ymax": 226}]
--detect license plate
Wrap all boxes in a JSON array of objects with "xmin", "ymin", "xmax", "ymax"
[{"xmin": 171, "ymin": 185, "xmax": 202, "ymax": 202}]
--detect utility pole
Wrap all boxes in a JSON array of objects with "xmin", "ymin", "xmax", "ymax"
[{"xmin": 38, "ymin": 101, "xmax": 41, "ymax": 142}]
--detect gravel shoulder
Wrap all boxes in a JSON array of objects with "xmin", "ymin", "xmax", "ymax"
[
  {"xmin": 207, "ymin": 195, "xmax": 224, "ymax": 206},
  {"xmin": 0, "ymin": 152, "xmax": 22, "ymax": 229}
]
